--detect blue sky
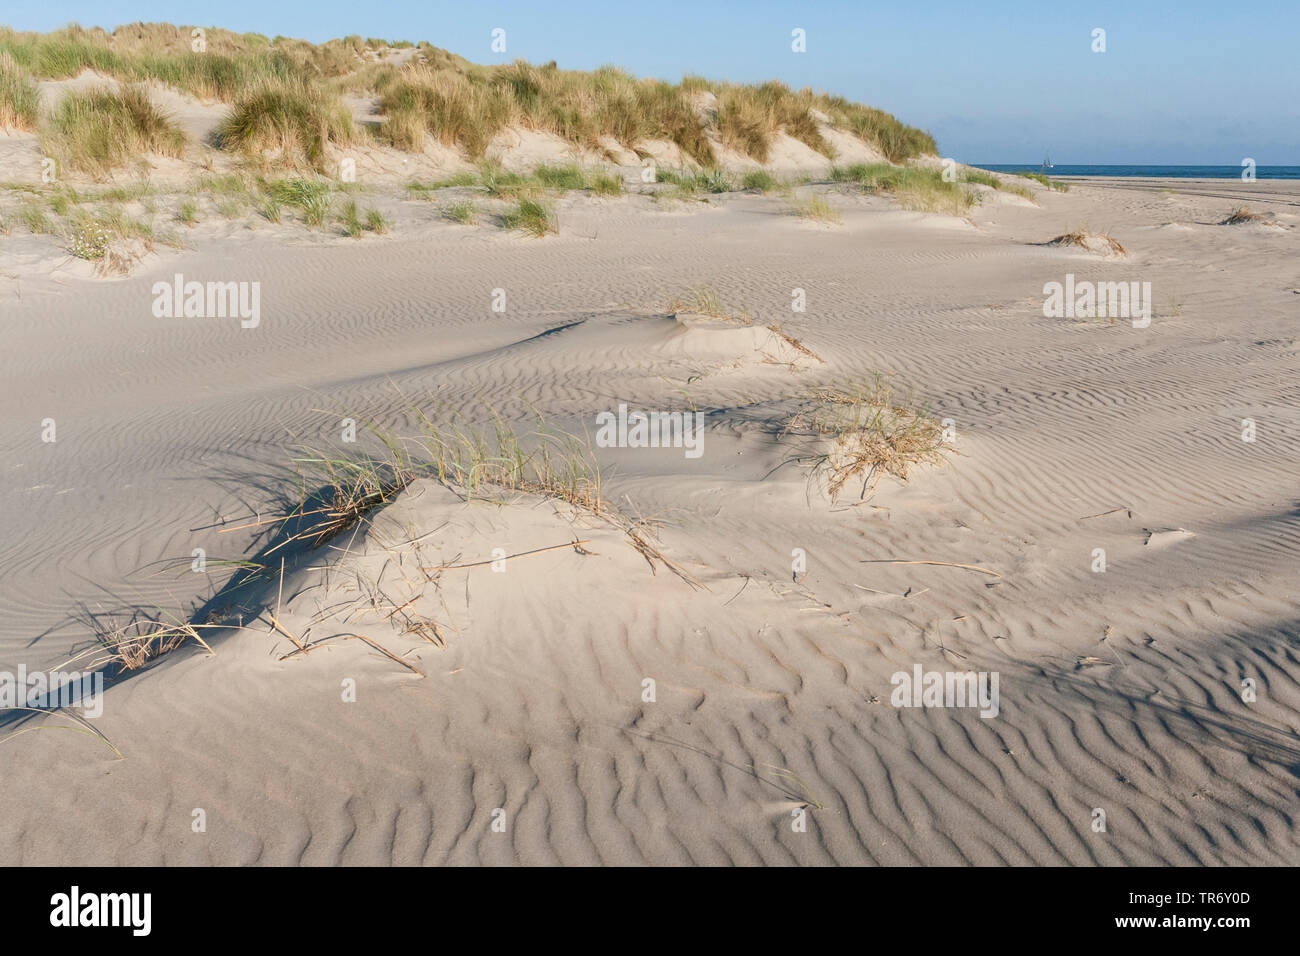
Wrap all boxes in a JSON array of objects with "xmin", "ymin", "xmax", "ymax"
[{"xmin": 6, "ymin": 1, "xmax": 1297, "ymax": 164}]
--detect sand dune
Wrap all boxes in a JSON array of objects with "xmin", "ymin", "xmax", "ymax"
[{"xmin": 1, "ymin": 173, "xmax": 1297, "ymax": 865}]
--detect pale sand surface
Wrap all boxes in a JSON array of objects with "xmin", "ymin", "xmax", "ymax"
[{"xmin": 1, "ymin": 175, "xmax": 1297, "ymax": 864}]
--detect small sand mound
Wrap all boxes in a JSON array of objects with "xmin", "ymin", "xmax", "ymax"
[
  {"xmin": 663, "ymin": 312, "xmax": 822, "ymax": 368},
  {"xmin": 1045, "ymin": 229, "xmax": 1127, "ymax": 256},
  {"xmin": 1220, "ymin": 206, "xmax": 1277, "ymax": 226}
]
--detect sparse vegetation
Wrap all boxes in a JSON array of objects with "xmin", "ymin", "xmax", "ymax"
[
  {"xmin": 65, "ymin": 220, "xmax": 113, "ymax": 259},
  {"xmin": 443, "ymin": 199, "xmax": 478, "ymax": 224},
  {"xmin": 1016, "ymin": 170, "xmax": 1070, "ymax": 192},
  {"xmin": 832, "ymin": 163, "xmax": 974, "ymax": 215},
  {"xmin": 590, "ymin": 171, "xmax": 624, "ymax": 196},
  {"xmin": 667, "ymin": 287, "xmax": 751, "ymax": 323},
  {"xmin": 795, "ymin": 195, "xmax": 841, "ymax": 223},
  {"xmin": 1220, "ymin": 206, "xmax": 1264, "ymax": 225},
  {"xmin": 1047, "ymin": 228, "xmax": 1127, "ymax": 255},
  {"xmin": 262, "ymin": 176, "xmax": 333, "ymax": 226},
  {"xmin": 654, "ymin": 166, "xmax": 733, "ymax": 197},
  {"xmin": 742, "ymin": 169, "xmax": 778, "ymax": 192},
  {"xmin": 533, "ymin": 163, "xmax": 588, "ymax": 191},
  {"xmin": 785, "ymin": 377, "xmax": 950, "ymax": 502},
  {"xmin": 501, "ymin": 197, "xmax": 557, "ymax": 237},
  {"xmin": 962, "ymin": 168, "xmax": 1035, "ymax": 201}
]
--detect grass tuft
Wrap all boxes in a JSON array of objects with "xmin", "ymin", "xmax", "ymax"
[
  {"xmin": 443, "ymin": 199, "xmax": 477, "ymax": 223},
  {"xmin": 785, "ymin": 376, "xmax": 950, "ymax": 502},
  {"xmin": 795, "ymin": 195, "xmax": 841, "ymax": 223},
  {"xmin": 43, "ymin": 84, "xmax": 186, "ymax": 176},
  {"xmin": 501, "ymin": 197, "xmax": 556, "ymax": 237},
  {"xmin": 0, "ymin": 51, "xmax": 39, "ymax": 130},
  {"xmin": 216, "ymin": 78, "xmax": 355, "ymax": 171}
]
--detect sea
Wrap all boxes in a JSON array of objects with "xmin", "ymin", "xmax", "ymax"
[{"xmin": 975, "ymin": 165, "xmax": 1300, "ymax": 180}]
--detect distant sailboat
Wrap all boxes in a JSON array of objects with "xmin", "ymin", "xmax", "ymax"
[{"xmin": 1041, "ymin": 151, "xmax": 1054, "ymax": 171}]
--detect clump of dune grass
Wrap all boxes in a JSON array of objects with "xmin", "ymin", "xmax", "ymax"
[
  {"xmin": 785, "ymin": 376, "xmax": 949, "ymax": 502},
  {"xmin": 590, "ymin": 171, "xmax": 624, "ymax": 196},
  {"xmin": 962, "ymin": 169, "xmax": 1035, "ymax": 202},
  {"xmin": 501, "ymin": 197, "xmax": 556, "ymax": 237},
  {"xmin": 290, "ymin": 453, "xmax": 414, "ymax": 547},
  {"xmin": 0, "ymin": 52, "xmax": 39, "ymax": 130},
  {"xmin": 796, "ymin": 195, "xmax": 841, "ymax": 223},
  {"xmin": 478, "ymin": 162, "xmax": 538, "ymax": 199},
  {"xmin": 832, "ymin": 163, "xmax": 974, "ymax": 216},
  {"xmin": 340, "ymin": 197, "xmax": 364, "ymax": 236},
  {"xmin": 742, "ymin": 169, "xmax": 778, "ymax": 192},
  {"xmin": 816, "ymin": 94, "xmax": 937, "ymax": 162},
  {"xmin": 653, "ymin": 166, "xmax": 732, "ymax": 198},
  {"xmin": 1047, "ymin": 228, "xmax": 1127, "ymax": 255},
  {"xmin": 287, "ymin": 411, "xmax": 605, "ymax": 552},
  {"xmin": 533, "ymin": 163, "xmax": 588, "ymax": 191},
  {"xmin": 667, "ymin": 287, "xmax": 751, "ymax": 323},
  {"xmin": 85, "ymin": 616, "xmax": 216, "ymax": 671},
  {"xmin": 1220, "ymin": 206, "xmax": 1265, "ymax": 225},
  {"xmin": 176, "ymin": 198, "xmax": 199, "ymax": 225},
  {"xmin": 338, "ymin": 198, "xmax": 387, "ymax": 236},
  {"xmin": 18, "ymin": 202, "xmax": 54, "ymax": 233},
  {"xmin": 262, "ymin": 176, "xmax": 333, "ymax": 225},
  {"xmin": 716, "ymin": 81, "xmax": 833, "ymax": 162},
  {"xmin": 216, "ymin": 78, "xmax": 355, "ymax": 171},
  {"xmin": 377, "ymin": 67, "xmax": 512, "ymax": 157},
  {"xmin": 291, "ymin": 407, "xmax": 697, "ymax": 587},
  {"xmin": 301, "ymin": 192, "xmax": 330, "ymax": 226},
  {"xmin": 1016, "ymin": 170, "xmax": 1069, "ymax": 192},
  {"xmin": 443, "ymin": 199, "xmax": 477, "ymax": 223},
  {"xmin": 43, "ymin": 85, "xmax": 186, "ymax": 176},
  {"xmin": 961, "ymin": 169, "xmax": 1001, "ymax": 189}
]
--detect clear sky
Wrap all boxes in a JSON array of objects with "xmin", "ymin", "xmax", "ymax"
[{"xmin": 5, "ymin": 0, "xmax": 1297, "ymax": 164}]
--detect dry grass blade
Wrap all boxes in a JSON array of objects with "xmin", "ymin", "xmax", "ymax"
[
  {"xmin": 347, "ymin": 634, "xmax": 425, "ymax": 676},
  {"xmin": 0, "ymin": 707, "xmax": 124, "ymax": 758},
  {"xmin": 421, "ymin": 539, "xmax": 591, "ymax": 571},
  {"xmin": 861, "ymin": 559, "xmax": 1002, "ymax": 578},
  {"xmin": 766, "ymin": 322, "xmax": 824, "ymax": 362}
]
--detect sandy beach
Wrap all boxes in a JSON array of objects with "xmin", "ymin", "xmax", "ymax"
[
  {"xmin": 2, "ymin": 162, "xmax": 1297, "ymax": 864},
  {"xmin": 0, "ymin": 22, "xmax": 1298, "ymax": 870}
]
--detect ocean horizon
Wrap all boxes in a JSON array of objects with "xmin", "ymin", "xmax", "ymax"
[{"xmin": 975, "ymin": 164, "xmax": 1300, "ymax": 179}]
